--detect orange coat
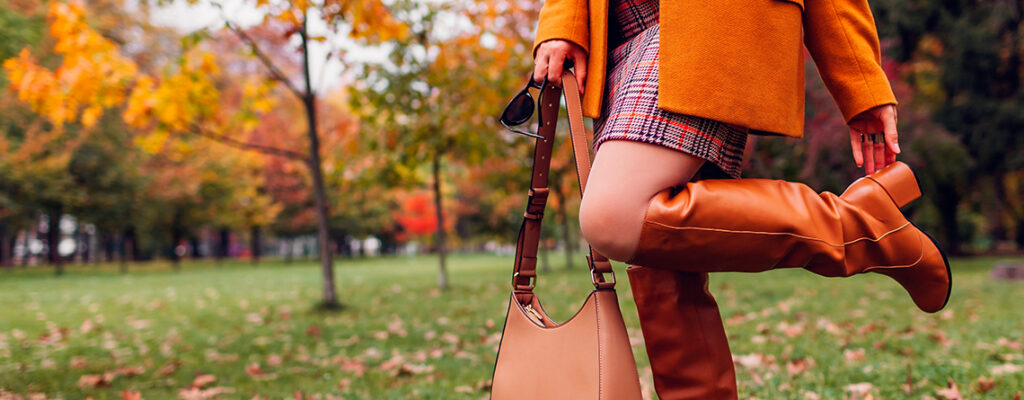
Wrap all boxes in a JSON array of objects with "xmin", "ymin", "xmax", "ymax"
[{"xmin": 532, "ymin": 0, "xmax": 898, "ymax": 138}]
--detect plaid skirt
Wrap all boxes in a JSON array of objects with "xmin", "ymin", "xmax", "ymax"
[{"xmin": 592, "ymin": 0, "xmax": 748, "ymax": 179}]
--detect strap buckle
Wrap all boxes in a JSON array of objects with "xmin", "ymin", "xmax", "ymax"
[
  {"xmin": 512, "ymin": 271, "xmax": 537, "ymax": 291},
  {"xmin": 587, "ymin": 254, "xmax": 616, "ymax": 289}
]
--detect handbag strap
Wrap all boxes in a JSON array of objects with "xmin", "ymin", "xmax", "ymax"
[{"xmin": 511, "ymin": 70, "xmax": 615, "ymax": 300}]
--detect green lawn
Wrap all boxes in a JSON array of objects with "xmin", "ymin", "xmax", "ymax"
[{"xmin": 0, "ymin": 254, "xmax": 1021, "ymax": 399}]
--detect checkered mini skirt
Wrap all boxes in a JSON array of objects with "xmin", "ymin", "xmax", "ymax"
[{"xmin": 592, "ymin": 0, "xmax": 748, "ymax": 179}]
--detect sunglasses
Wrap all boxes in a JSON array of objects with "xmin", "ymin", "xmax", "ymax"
[{"xmin": 499, "ymin": 73, "xmax": 549, "ymax": 139}]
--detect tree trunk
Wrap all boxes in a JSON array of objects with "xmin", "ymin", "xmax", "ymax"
[
  {"xmin": 217, "ymin": 228, "xmax": 230, "ymax": 264},
  {"xmin": 935, "ymin": 183, "xmax": 961, "ymax": 255},
  {"xmin": 0, "ymin": 223, "xmax": 10, "ymax": 268},
  {"xmin": 432, "ymin": 153, "xmax": 450, "ymax": 290},
  {"xmin": 122, "ymin": 226, "xmax": 136, "ymax": 273},
  {"xmin": 189, "ymin": 236, "xmax": 201, "ymax": 259},
  {"xmin": 251, "ymin": 225, "xmax": 262, "ymax": 265},
  {"xmin": 0, "ymin": 221, "xmax": 10, "ymax": 268},
  {"xmin": 301, "ymin": 17, "xmax": 339, "ymax": 309},
  {"xmin": 49, "ymin": 205, "xmax": 63, "ymax": 276},
  {"xmin": 103, "ymin": 230, "xmax": 114, "ymax": 263},
  {"xmin": 171, "ymin": 210, "xmax": 184, "ymax": 270},
  {"xmin": 989, "ymin": 172, "xmax": 1008, "ymax": 249},
  {"xmin": 552, "ymin": 183, "xmax": 574, "ymax": 270},
  {"xmin": 22, "ymin": 227, "xmax": 33, "ymax": 267},
  {"xmin": 78, "ymin": 227, "xmax": 89, "ymax": 264},
  {"xmin": 1016, "ymin": 221, "xmax": 1024, "ymax": 253}
]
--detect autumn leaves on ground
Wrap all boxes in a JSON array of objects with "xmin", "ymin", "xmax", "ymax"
[{"xmin": 0, "ymin": 255, "xmax": 1022, "ymax": 399}]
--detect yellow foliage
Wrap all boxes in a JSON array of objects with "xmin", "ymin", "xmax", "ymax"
[
  {"xmin": 2, "ymin": 0, "xmax": 137, "ymax": 128},
  {"xmin": 326, "ymin": 0, "xmax": 409, "ymax": 42},
  {"xmin": 135, "ymin": 129, "xmax": 169, "ymax": 154}
]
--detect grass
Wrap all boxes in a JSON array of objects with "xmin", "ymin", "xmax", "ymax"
[{"xmin": 0, "ymin": 253, "xmax": 1021, "ymax": 399}]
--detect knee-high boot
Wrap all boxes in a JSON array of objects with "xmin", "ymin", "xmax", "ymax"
[
  {"xmin": 625, "ymin": 161, "xmax": 952, "ymax": 313},
  {"xmin": 628, "ymin": 266, "xmax": 738, "ymax": 400}
]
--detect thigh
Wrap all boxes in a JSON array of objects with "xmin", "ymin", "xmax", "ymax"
[
  {"xmin": 585, "ymin": 139, "xmax": 706, "ymax": 210},
  {"xmin": 579, "ymin": 139, "xmax": 706, "ymax": 259}
]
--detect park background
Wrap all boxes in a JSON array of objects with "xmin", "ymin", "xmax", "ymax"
[{"xmin": 0, "ymin": 0, "xmax": 1022, "ymax": 398}]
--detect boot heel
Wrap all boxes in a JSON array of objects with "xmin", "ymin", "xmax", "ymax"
[{"xmin": 867, "ymin": 161, "xmax": 921, "ymax": 207}]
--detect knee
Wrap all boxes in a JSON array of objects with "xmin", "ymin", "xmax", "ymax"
[{"xmin": 578, "ymin": 194, "xmax": 643, "ymax": 262}]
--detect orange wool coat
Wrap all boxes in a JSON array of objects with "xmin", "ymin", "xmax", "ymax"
[{"xmin": 532, "ymin": 0, "xmax": 898, "ymax": 138}]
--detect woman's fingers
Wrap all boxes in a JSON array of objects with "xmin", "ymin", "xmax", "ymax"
[
  {"xmin": 534, "ymin": 40, "xmax": 588, "ymax": 90},
  {"xmin": 862, "ymin": 134, "xmax": 875, "ymax": 174},
  {"xmin": 546, "ymin": 47, "xmax": 566, "ymax": 86},
  {"xmin": 572, "ymin": 49, "xmax": 587, "ymax": 95},
  {"xmin": 873, "ymin": 137, "xmax": 885, "ymax": 172},
  {"xmin": 882, "ymin": 105, "xmax": 901, "ymax": 155},
  {"xmin": 533, "ymin": 52, "xmax": 549, "ymax": 85},
  {"xmin": 849, "ymin": 129, "xmax": 864, "ymax": 167}
]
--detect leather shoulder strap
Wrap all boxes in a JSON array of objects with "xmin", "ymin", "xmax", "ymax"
[{"xmin": 511, "ymin": 71, "xmax": 615, "ymax": 299}]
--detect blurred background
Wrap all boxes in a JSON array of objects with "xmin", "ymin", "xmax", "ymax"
[{"xmin": 0, "ymin": 0, "xmax": 1021, "ymax": 398}]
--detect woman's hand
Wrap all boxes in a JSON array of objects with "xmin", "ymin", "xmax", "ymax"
[
  {"xmin": 848, "ymin": 103, "xmax": 900, "ymax": 175},
  {"xmin": 534, "ymin": 39, "xmax": 587, "ymax": 94}
]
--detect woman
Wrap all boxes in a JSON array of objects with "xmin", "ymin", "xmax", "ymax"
[{"xmin": 530, "ymin": 0, "xmax": 952, "ymax": 398}]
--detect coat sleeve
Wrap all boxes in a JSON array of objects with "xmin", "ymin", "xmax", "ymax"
[
  {"xmin": 804, "ymin": 0, "xmax": 898, "ymax": 123},
  {"xmin": 531, "ymin": 0, "xmax": 590, "ymax": 58}
]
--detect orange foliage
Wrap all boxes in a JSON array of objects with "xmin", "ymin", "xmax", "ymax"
[
  {"xmin": 392, "ymin": 190, "xmax": 454, "ymax": 242},
  {"xmin": 2, "ymin": 0, "xmax": 137, "ymax": 128}
]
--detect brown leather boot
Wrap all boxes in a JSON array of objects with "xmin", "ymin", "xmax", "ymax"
[
  {"xmin": 626, "ymin": 161, "xmax": 952, "ymax": 313},
  {"xmin": 628, "ymin": 266, "xmax": 738, "ymax": 400}
]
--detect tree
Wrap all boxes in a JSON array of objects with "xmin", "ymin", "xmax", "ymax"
[
  {"xmin": 352, "ymin": 0, "xmax": 542, "ymax": 289},
  {"xmin": 4, "ymin": 0, "xmax": 406, "ymax": 305},
  {"xmin": 872, "ymin": 0, "xmax": 1024, "ymax": 252}
]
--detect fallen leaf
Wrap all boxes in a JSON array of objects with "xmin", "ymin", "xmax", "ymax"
[
  {"xmin": 974, "ymin": 376, "xmax": 995, "ymax": 394},
  {"xmin": 177, "ymin": 387, "xmax": 234, "ymax": 400},
  {"xmin": 991, "ymin": 363, "xmax": 1022, "ymax": 376},
  {"xmin": 115, "ymin": 366, "xmax": 145, "ymax": 376},
  {"xmin": 71, "ymin": 356, "xmax": 88, "ymax": 369},
  {"xmin": 844, "ymin": 382, "xmax": 874, "ymax": 397},
  {"xmin": 844, "ymin": 348, "xmax": 866, "ymax": 363},
  {"xmin": 245, "ymin": 363, "xmax": 265, "ymax": 377},
  {"xmin": 156, "ymin": 360, "xmax": 180, "ymax": 376},
  {"xmin": 191, "ymin": 374, "xmax": 216, "ymax": 389},
  {"xmin": 78, "ymin": 373, "xmax": 116, "ymax": 388},
  {"xmin": 121, "ymin": 390, "xmax": 143, "ymax": 400},
  {"xmin": 935, "ymin": 378, "xmax": 963, "ymax": 400}
]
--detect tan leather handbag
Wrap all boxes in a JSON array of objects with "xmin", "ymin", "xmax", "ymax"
[{"xmin": 490, "ymin": 71, "xmax": 643, "ymax": 400}]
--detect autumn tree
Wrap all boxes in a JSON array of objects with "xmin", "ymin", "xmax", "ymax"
[
  {"xmin": 4, "ymin": 0, "xmax": 407, "ymax": 305},
  {"xmin": 352, "ymin": 0, "xmax": 542, "ymax": 288},
  {"xmin": 871, "ymin": 0, "xmax": 1024, "ymax": 252}
]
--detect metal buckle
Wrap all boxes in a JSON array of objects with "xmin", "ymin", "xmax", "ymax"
[
  {"xmin": 512, "ymin": 271, "xmax": 537, "ymax": 290},
  {"xmin": 591, "ymin": 270, "xmax": 616, "ymax": 289},
  {"xmin": 587, "ymin": 254, "xmax": 616, "ymax": 288}
]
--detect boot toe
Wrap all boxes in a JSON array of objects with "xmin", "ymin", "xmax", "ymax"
[{"xmin": 874, "ymin": 229, "xmax": 952, "ymax": 313}]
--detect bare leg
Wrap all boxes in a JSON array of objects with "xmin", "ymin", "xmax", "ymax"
[{"xmin": 579, "ymin": 139, "xmax": 707, "ymax": 262}]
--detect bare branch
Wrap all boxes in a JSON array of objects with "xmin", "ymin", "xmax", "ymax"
[
  {"xmin": 224, "ymin": 21, "xmax": 306, "ymax": 101},
  {"xmin": 190, "ymin": 123, "xmax": 309, "ymax": 161}
]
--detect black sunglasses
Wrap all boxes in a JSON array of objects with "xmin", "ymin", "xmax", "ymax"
[{"xmin": 499, "ymin": 73, "xmax": 549, "ymax": 139}]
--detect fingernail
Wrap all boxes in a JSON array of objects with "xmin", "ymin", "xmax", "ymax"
[{"xmin": 895, "ymin": 143, "xmax": 901, "ymax": 153}]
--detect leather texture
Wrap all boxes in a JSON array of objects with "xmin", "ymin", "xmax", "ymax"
[
  {"xmin": 532, "ymin": 0, "xmax": 898, "ymax": 138},
  {"xmin": 491, "ymin": 71, "xmax": 643, "ymax": 400},
  {"xmin": 627, "ymin": 161, "xmax": 952, "ymax": 313},
  {"xmin": 627, "ymin": 266, "xmax": 738, "ymax": 400}
]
